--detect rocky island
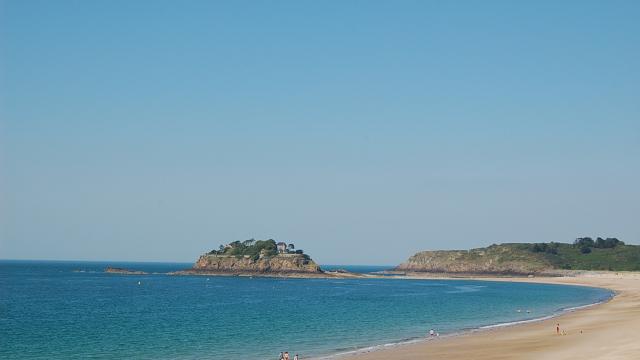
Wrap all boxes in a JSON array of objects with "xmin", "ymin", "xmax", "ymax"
[
  {"xmin": 175, "ymin": 239, "xmax": 324, "ymax": 277},
  {"xmin": 397, "ymin": 237, "xmax": 640, "ymax": 276}
]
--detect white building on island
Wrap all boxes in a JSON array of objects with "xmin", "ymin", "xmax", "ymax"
[{"xmin": 277, "ymin": 241, "xmax": 297, "ymax": 254}]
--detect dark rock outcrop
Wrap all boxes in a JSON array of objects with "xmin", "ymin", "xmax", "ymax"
[
  {"xmin": 188, "ymin": 253, "xmax": 322, "ymax": 274},
  {"xmin": 105, "ymin": 267, "xmax": 148, "ymax": 275}
]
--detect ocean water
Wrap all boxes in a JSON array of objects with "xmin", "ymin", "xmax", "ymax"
[
  {"xmin": 318, "ymin": 264, "xmax": 394, "ymax": 274},
  {"xmin": 0, "ymin": 261, "xmax": 611, "ymax": 359}
]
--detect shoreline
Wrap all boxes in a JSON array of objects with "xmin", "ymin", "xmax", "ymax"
[
  {"xmin": 309, "ymin": 279, "xmax": 614, "ymax": 360},
  {"xmin": 94, "ymin": 264, "xmax": 640, "ymax": 359},
  {"xmin": 338, "ymin": 272, "xmax": 640, "ymax": 360}
]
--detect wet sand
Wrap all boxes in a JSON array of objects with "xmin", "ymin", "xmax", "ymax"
[{"xmin": 347, "ymin": 272, "xmax": 640, "ymax": 360}]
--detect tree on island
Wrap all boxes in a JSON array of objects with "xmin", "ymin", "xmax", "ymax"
[{"xmin": 208, "ymin": 239, "xmax": 304, "ymax": 260}]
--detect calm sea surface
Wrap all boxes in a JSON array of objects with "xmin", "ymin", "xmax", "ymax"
[{"xmin": 0, "ymin": 261, "xmax": 611, "ymax": 359}]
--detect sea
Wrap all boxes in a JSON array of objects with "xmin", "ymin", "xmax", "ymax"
[{"xmin": 0, "ymin": 260, "xmax": 612, "ymax": 360}]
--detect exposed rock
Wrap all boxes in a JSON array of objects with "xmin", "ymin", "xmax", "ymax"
[
  {"xmin": 189, "ymin": 253, "xmax": 322, "ymax": 274},
  {"xmin": 396, "ymin": 244, "xmax": 552, "ymax": 275},
  {"xmin": 104, "ymin": 267, "xmax": 148, "ymax": 275}
]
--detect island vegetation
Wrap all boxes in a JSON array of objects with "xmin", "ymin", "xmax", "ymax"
[
  {"xmin": 208, "ymin": 239, "xmax": 307, "ymax": 261},
  {"xmin": 179, "ymin": 239, "xmax": 321, "ymax": 275}
]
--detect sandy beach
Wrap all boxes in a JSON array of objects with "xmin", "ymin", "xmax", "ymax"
[{"xmin": 347, "ymin": 272, "xmax": 640, "ymax": 360}]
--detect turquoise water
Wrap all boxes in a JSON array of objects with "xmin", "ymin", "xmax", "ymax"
[{"xmin": 0, "ymin": 261, "xmax": 611, "ymax": 359}]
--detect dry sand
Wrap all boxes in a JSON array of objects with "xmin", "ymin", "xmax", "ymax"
[{"xmin": 345, "ymin": 272, "xmax": 640, "ymax": 360}]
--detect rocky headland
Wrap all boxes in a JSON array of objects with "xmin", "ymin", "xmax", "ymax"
[{"xmin": 396, "ymin": 239, "xmax": 639, "ymax": 276}]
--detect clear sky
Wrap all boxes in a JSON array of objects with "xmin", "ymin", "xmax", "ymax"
[{"xmin": 1, "ymin": 0, "xmax": 638, "ymax": 265}]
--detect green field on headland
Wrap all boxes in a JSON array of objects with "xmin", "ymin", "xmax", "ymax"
[{"xmin": 527, "ymin": 238, "xmax": 640, "ymax": 271}]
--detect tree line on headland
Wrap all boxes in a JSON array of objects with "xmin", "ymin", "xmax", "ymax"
[
  {"xmin": 529, "ymin": 237, "xmax": 624, "ymax": 255},
  {"xmin": 518, "ymin": 236, "xmax": 637, "ymax": 271}
]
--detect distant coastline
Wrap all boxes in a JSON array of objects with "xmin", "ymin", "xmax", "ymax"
[
  {"xmin": 101, "ymin": 239, "xmax": 638, "ymax": 280},
  {"xmin": 396, "ymin": 239, "xmax": 640, "ymax": 275}
]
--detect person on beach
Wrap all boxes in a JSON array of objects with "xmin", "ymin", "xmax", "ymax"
[
  {"xmin": 279, "ymin": 352, "xmax": 284, "ymax": 360},
  {"xmin": 294, "ymin": 354, "xmax": 299, "ymax": 360},
  {"xmin": 556, "ymin": 323, "xmax": 560, "ymax": 335},
  {"xmin": 284, "ymin": 352, "xmax": 290, "ymax": 360}
]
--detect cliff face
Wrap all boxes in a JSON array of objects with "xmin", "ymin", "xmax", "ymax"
[
  {"xmin": 192, "ymin": 253, "xmax": 322, "ymax": 274},
  {"xmin": 396, "ymin": 245, "xmax": 553, "ymax": 275}
]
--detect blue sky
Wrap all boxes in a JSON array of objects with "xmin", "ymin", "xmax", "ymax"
[{"xmin": 1, "ymin": 0, "xmax": 639, "ymax": 264}]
